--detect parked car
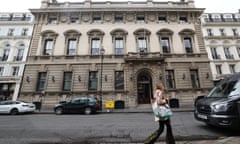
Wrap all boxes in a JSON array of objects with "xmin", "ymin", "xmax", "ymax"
[
  {"xmin": 54, "ymin": 97, "xmax": 100, "ymax": 115},
  {"xmin": 194, "ymin": 73, "xmax": 240, "ymax": 130},
  {"xmin": 0, "ymin": 101, "xmax": 36, "ymax": 115}
]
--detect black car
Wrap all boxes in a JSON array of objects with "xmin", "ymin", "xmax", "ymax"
[
  {"xmin": 194, "ymin": 73, "xmax": 240, "ymax": 129},
  {"xmin": 54, "ymin": 97, "xmax": 100, "ymax": 115}
]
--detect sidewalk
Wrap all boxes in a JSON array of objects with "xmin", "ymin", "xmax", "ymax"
[{"xmin": 154, "ymin": 136, "xmax": 240, "ymax": 144}]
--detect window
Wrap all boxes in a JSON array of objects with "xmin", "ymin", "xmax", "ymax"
[
  {"xmin": 179, "ymin": 16, "xmax": 187, "ymax": 23},
  {"xmin": 0, "ymin": 28, "xmax": 8, "ymax": 36},
  {"xmin": 70, "ymin": 16, "xmax": 79, "ymax": 23},
  {"xmin": 232, "ymin": 29, "xmax": 238, "ymax": 36},
  {"xmin": 237, "ymin": 47, "xmax": 240, "ymax": 57},
  {"xmin": 229, "ymin": 64, "xmax": 236, "ymax": 73},
  {"xmin": 207, "ymin": 29, "xmax": 213, "ymax": 36},
  {"xmin": 15, "ymin": 49, "xmax": 24, "ymax": 61},
  {"xmin": 43, "ymin": 39, "xmax": 53, "ymax": 55},
  {"xmin": 115, "ymin": 37, "xmax": 124, "ymax": 55},
  {"xmin": 115, "ymin": 71, "xmax": 124, "ymax": 90},
  {"xmin": 2, "ymin": 49, "xmax": 10, "ymax": 61},
  {"xmin": 136, "ymin": 16, "xmax": 145, "ymax": 23},
  {"xmin": 88, "ymin": 71, "xmax": 98, "ymax": 90},
  {"xmin": 21, "ymin": 28, "xmax": 28, "ymax": 36},
  {"xmin": 224, "ymin": 48, "xmax": 233, "ymax": 59},
  {"xmin": 158, "ymin": 16, "xmax": 167, "ymax": 23},
  {"xmin": 183, "ymin": 37, "xmax": 193, "ymax": 53},
  {"xmin": 115, "ymin": 16, "xmax": 123, "ymax": 23},
  {"xmin": 0, "ymin": 67, "xmax": 4, "ymax": 76},
  {"xmin": 166, "ymin": 70, "xmax": 175, "ymax": 89},
  {"xmin": 210, "ymin": 48, "xmax": 220, "ymax": 59},
  {"xmin": 161, "ymin": 37, "xmax": 170, "ymax": 53},
  {"xmin": 220, "ymin": 29, "xmax": 225, "ymax": 36},
  {"xmin": 92, "ymin": 16, "xmax": 101, "ymax": 23},
  {"xmin": 48, "ymin": 17, "xmax": 57, "ymax": 24},
  {"xmin": 0, "ymin": 15, "xmax": 10, "ymax": 21},
  {"xmin": 137, "ymin": 37, "xmax": 147, "ymax": 53},
  {"xmin": 37, "ymin": 72, "xmax": 47, "ymax": 91},
  {"xmin": 216, "ymin": 65, "xmax": 222, "ymax": 74},
  {"xmin": 67, "ymin": 39, "xmax": 77, "ymax": 56},
  {"xmin": 12, "ymin": 67, "xmax": 19, "ymax": 76},
  {"xmin": 7, "ymin": 29, "xmax": 14, "ymax": 36},
  {"xmin": 63, "ymin": 72, "xmax": 72, "ymax": 91},
  {"xmin": 190, "ymin": 70, "xmax": 200, "ymax": 88},
  {"xmin": 91, "ymin": 38, "xmax": 100, "ymax": 55},
  {"xmin": 12, "ymin": 16, "xmax": 23, "ymax": 21}
]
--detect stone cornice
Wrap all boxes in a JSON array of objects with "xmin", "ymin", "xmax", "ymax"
[{"xmin": 31, "ymin": 7, "xmax": 204, "ymax": 14}]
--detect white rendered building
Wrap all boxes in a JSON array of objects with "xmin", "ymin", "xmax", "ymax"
[
  {"xmin": 0, "ymin": 13, "xmax": 34, "ymax": 101},
  {"xmin": 201, "ymin": 12, "xmax": 240, "ymax": 84}
]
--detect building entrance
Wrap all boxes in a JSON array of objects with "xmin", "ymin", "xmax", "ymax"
[{"xmin": 137, "ymin": 73, "xmax": 152, "ymax": 104}]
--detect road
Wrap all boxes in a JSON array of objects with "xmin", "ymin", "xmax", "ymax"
[{"xmin": 0, "ymin": 112, "xmax": 238, "ymax": 144}]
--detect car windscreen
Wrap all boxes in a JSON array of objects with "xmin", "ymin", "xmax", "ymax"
[{"xmin": 207, "ymin": 80, "xmax": 240, "ymax": 98}]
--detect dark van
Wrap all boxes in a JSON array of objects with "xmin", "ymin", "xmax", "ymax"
[{"xmin": 194, "ymin": 73, "xmax": 240, "ymax": 129}]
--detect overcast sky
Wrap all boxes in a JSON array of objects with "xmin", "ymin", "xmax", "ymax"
[{"xmin": 0, "ymin": 0, "xmax": 239, "ymax": 13}]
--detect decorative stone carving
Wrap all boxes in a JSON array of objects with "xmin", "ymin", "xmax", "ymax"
[
  {"xmin": 104, "ymin": 14, "xmax": 112, "ymax": 22},
  {"xmin": 126, "ymin": 13, "xmax": 134, "ymax": 22},
  {"xmin": 60, "ymin": 15, "xmax": 68, "ymax": 23},
  {"xmin": 82, "ymin": 14, "xmax": 90, "ymax": 22},
  {"xmin": 169, "ymin": 14, "xmax": 177, "ymax": 22},
  {"xmin": 148, "ymin": 14, "xmax": 156, "ymax": 22}
]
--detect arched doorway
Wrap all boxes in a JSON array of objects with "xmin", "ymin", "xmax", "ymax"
[{"xmin": 137, "ymin": 72, "xmax": 153, "ymax": 104}]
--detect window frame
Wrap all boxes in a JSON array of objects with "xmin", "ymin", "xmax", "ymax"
[
  {"xmin": 37, "ymin": 72, "xmax": 47, "ymax": 92},
  {"xmin": 115, "ymin": 71, "xmax": 124, "ymax": 90},
  {"xmin": 88, "ymin": 71, "xmax": 98, "ymax": 91},
  {"xmin": 190, "ymin": 69, "xmax": 200, "ymax": 88},
  {"xmin": 63, "ymin": 72, "xmax": 72, "ymax": 91},
  {"xmin": 166, "ymin": 70, "xmax": 176, "ymax": 89}
]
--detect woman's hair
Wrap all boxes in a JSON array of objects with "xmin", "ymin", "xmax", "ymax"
[{"xmin": 156, "ymin": 83, "xmax": 164, "ymax": 91}]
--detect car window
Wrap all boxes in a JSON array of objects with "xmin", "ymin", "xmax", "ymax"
[
  {"xmin": 208, "ymin": 80, "xmax": 238, "ymax": 98},
  {"xmin": 229, "ymin": 80, "xmax": 240, "ymax": 97}
]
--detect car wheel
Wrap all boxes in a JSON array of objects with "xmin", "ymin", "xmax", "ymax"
[
  {"xmin": 84, "ymin": 107, "xmax": 92, "ymax": 115},
  {"xmin": 55, "ymin": 107, "xmax": 63, "ymax": 115},
  {"xmin": 10, "ymin": 109, "xmax": 18, "ymax": 115}
]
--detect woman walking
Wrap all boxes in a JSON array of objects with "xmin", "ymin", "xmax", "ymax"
[{"xmin": 144, "ymin": 83, "xmax": 175, "ymax": 144}]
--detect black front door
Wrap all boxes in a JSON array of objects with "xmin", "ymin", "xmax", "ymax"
[{"xmin": 137, "ymin": 74, "xmax": 152, "ymax": 104}]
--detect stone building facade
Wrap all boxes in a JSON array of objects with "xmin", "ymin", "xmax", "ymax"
[
  {"xmin": 201, "ymin": 12, "xmax": 240, "ymax": 85},
  {"xmin": 0, "ymin": 13, "xmax": 34, "ymax": 101},
  {"xmin": 19, "ymin": 0, "xmax": 213, "ymax": 108}
]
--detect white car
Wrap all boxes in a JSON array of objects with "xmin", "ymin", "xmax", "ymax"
[{"xmin": 0, "ymin": 101, "xmax": 36, "ymax": 115}]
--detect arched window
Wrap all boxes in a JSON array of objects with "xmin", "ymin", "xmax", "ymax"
[
  {"xmin": 40, "ymin": 30, "xmax": 58, "ymax": 56},
  {"xmin": 157, "ymin": 29, "xmax": 173, "ymax": 54},
  {"xmin": 110, "ymin": 29, "xmax": 128, "ymax": 55},
  {"xmin": 87, "ymin": 29, "xmax": 105, "ymax": 55},
  {"xmin": 63, "ymin": 30, "xmax": 81, "ymax": 56},
  {"xmin": 179, "ymin": 29, "xmax": 195, "ymax": 54},
  {"xmin": 134, "ymin": 29, "xmax": 151, "ymax": 53}
]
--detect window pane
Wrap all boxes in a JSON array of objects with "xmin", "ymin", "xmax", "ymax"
[
  {"xmin": 91, "ymin": 38, "xmax": 100, "ymax": 55},
  {"xmin": 115, "ymin": 71, "xmax": 124, "ymax": 90},
  {"xmin": 63, "ymin": 72, "xmax": 72, "ymax": 91},
  {"xmin": 44, "ymin": 39, "xmax": 53, "ymax": 55},
  {"xmin": 190, "ymin": 70, "xmax": 200, "ymax": 88},
  {"xmin": 138, "ymin": 37, "xmax": 147, "ymax": 52},
  {"xmin": 161, "ymin": 38, "xmax": 170, "ymax": 53},
  {"xmin": 37, "ymin": 72, "xmax": 47, "ymax": 91},
  {"xmin": 115, "ymin": 38, "xmax": 124, "ymax": 55},
  {"xmin": 166, "ymin": 70, "xmax": 175, "ymax": 89},
  {"xmin": 88, "ymin": 72, "xmax": 98, "ymax": 90},
  {"xmin": 184, "ymin": 38, "xmax": 193, "ymax": 53},
  {"xmin": 67, "ymin": 39, "xmax": 77, "ymax": 55}
]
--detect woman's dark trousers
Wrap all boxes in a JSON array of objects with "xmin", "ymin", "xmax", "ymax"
[{"xmin": 144, "ymin": 119, "xmax": 175, "ymax": 144}]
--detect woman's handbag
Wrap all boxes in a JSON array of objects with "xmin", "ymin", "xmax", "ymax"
[{"xmin": 152, "ymin": 100, "xmax": 173, "ymax": 119}]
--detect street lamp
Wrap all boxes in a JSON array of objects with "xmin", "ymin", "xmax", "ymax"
[{"xmin": 99, "ymin": 47, "xmax": 105, "ymax": 110}]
